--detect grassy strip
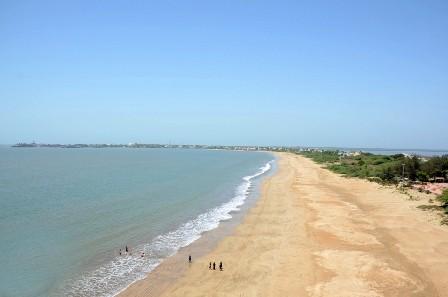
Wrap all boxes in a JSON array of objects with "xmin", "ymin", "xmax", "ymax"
[{"xmin": 298, "ymin": 150, "xmax": 448, "ymax": 182}]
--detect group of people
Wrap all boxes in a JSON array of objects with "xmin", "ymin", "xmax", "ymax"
[
  {"xmin": 188, "ymin": 255, "xmax": 223, "ymax": 271},
  {"xmin": 119, "ymin": 245, "xmax": 130, "ymax": 256},
  {"xmin": 209, "ymin": 261, "xmax": 223, "ymax": 271},
  {"xmin": 119, "ymin": 245, "xmax": 145, "ymax": 257}
]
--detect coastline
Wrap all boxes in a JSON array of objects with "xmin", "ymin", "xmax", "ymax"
[
  {"xmin": 119, "ymin": 153, "xmax": 448, "ymax": 297},
  {"xmin": 113, "ymin": 155, "xmax": 276, "ymax": 297}
]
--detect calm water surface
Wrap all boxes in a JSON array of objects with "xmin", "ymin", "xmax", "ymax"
[{"xmin": 0, "ymin": 148, "xmax": 273, "ymax": 297}]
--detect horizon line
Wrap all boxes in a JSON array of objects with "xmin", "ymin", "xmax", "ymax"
[{"xmin": 2, "ymin": 143, "xmax": 448, "ymax": 152}]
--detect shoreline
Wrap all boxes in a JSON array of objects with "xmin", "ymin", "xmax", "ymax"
[
  {"xmin": 119, "ymin": 153, "xmax": 448, "ymax": 297},
  {"xmin": 114, "ymin": 156, "xmax": 276, "ymax": 297}
]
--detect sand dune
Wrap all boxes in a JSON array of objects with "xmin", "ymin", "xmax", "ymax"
[{"xmin": 120, "ymin": 153, "xmax": 448, "ymax": 297}]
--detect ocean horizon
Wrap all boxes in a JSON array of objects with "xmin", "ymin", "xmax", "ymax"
[{"xmin": 0, "ymin": 147, "xmax": 274, "ymax": 297}]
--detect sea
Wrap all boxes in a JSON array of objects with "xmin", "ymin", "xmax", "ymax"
[{"xmin": 0, "ymin": 147, "xmax": 274, "ymax": 297}]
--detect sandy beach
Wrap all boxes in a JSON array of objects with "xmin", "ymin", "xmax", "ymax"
[{"xmin": 119, "ymin": 152, "xmax": 448, "ymax": 297}]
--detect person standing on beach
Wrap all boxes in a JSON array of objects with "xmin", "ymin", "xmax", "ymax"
[
  {"xmin": 189, "ymin": 255, "xmax": 192, "ymax": 263},
  {"xmin": 209, "ymin": 262, "xmax": 212, "ymax": 270},
  {"xmin": 219, "ymin": 262, "xmax": 223, "ymax": 271},
  {"xmin": 213, "ymin": 262, "xmax": 216, "ymax": 270}
]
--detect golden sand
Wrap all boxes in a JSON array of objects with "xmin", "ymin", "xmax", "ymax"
[{"xmin": 119, "ymin": 153, "xmax": 448, "ymax": 297}]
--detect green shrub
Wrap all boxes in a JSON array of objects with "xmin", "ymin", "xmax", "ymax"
[
  {"xmin": 438, "ymin": 189, "xmax": 448, "ymax": 205},
  {"xmin": 299, "ymin": 151, "xmax": 448, "ymax": 186}
]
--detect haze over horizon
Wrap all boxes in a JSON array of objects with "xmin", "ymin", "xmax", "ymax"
[
  {"xmin": 3, "ymin": 143, "xmax": 448, "ymax": 153},
  {"xmin": 1, "ymin": 1, "xmax": 447, "ymax": 149}
]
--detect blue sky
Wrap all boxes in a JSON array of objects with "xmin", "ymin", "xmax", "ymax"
[{"xmin": 1, "ymin": 0, "xmax": 447, "ymax": 148}]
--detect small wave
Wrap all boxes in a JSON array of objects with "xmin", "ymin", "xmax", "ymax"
[{"xmin": 60, "ymin": 160, "xmax": 274, "ymax": 297}]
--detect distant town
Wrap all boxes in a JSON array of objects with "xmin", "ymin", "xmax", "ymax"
[{"xmin": 12, "ymin": 142, "xmax": 295, "ymax": 152}]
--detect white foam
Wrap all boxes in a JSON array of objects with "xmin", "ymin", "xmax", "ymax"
[{"xmin": 59, "ymin": 159, "xmax": 274, "ymax": 297}]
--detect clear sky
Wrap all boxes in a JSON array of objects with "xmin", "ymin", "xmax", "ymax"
[{"xmin": 1, "ymin": 0, "xmax": 447, "ymax": 148}]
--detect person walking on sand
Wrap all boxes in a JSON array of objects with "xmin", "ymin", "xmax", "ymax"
[
  {"xmin": 213, "ymin": 262, "xmax": 216, "ymax": 270},
  {"xmin": 219, "ymin": 261, "xmax": 223, "ymax": 271},
  {"xmin": 209, "ymin": 262, "xmax": 212, "ymax": 270},
  {"xmin": 189, "ymin": 255, "xmax": 192, "ymax": 263}
]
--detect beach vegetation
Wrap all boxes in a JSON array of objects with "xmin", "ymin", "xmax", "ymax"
[
  {"xmin": 438, "ymin": 189, "xmax": 448, "ymax": 208},
  {"xmin": 299, "ymin": 150, "xmax": 448, "ymax": 224},
  {"xmin": 299, "ymin": 151, "xmax": 448, "ymax": 184}
]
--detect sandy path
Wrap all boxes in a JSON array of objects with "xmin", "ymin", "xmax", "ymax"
[{"xmin": 119, "ymin": 153, "xmax": 448, "ymax": 297}]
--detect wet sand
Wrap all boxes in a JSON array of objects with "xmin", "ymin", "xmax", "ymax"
[{"xmin": 119, "ymin": 153, "xmax": 448, "ymax": 297}]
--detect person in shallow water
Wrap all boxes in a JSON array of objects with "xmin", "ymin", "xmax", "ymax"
[
  {"xmin": 189, "ymin": 255, "xmax": 192, "ymax": 263},
  {"xmin": 125, "ymin": 245, "xmax": 128, "ymax": 253},
  {"xmin": 119, "ymin": 249, "xmax": 122, "ymax": 256},
  {"xmin": 219, "ymin": 262, "xmax": 223, "ymax": 271}
]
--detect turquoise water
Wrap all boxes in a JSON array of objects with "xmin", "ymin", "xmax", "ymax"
[{"xmin": 0, "ymin": 148, "xmax": 273, "ymax": 297}]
